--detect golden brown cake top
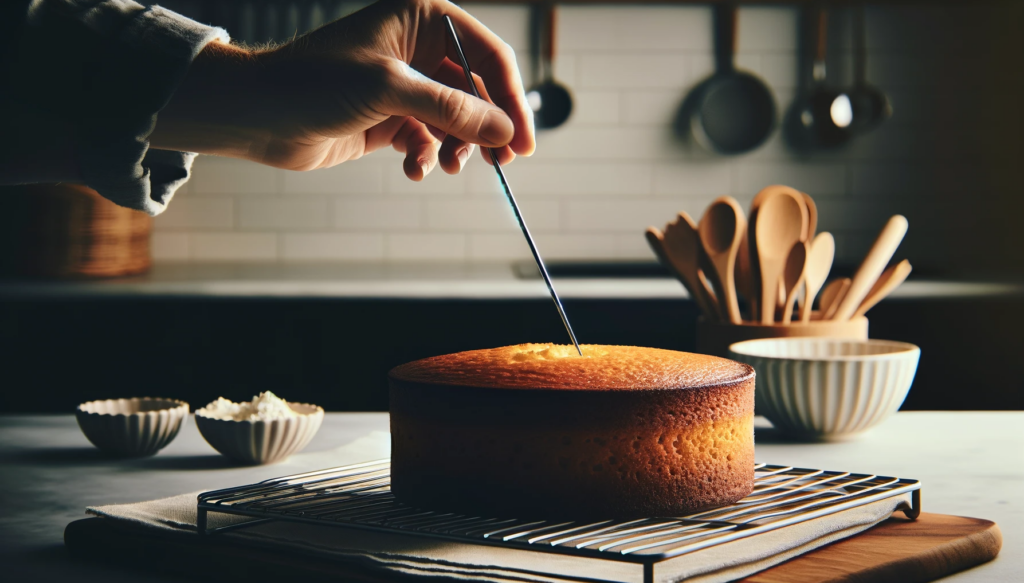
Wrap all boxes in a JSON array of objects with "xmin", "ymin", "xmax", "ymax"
[{"xmin": 389, "ymin": 344, "xmax": 753, "ymax": 391}]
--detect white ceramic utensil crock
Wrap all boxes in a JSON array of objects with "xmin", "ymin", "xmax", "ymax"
[
  {"xmin": 76, "ymin": 397, "xmax": 189, "ymax": 456},
  {"xmin": 729, "ymin": 338, "xmax": 920, "ymax": 441}
]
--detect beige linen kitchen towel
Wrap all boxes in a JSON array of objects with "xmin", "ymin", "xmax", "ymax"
[{"xmin": 87, "ymin": 429, "xmax": 910, "ymax": 583}]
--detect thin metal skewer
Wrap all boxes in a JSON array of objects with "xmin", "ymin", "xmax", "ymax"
[{"xmin": 442, "ymin": 15, "xmax": 581, "ymax": 355}]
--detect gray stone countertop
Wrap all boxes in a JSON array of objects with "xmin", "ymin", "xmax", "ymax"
[
  {"xmin": 0, "ymin": 262, "xmax": 1022, "ymax": 300},
  {"xmin": 0, "ymin": 412, "xmax": 1020, "ymax": 581}
]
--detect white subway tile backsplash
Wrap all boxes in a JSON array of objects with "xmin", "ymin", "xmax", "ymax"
[
  {"xmin": 737, "ymin": 7, "xmax": 799, "ymax": 51},
  {"xmin": 427, "ymin": 199, "xmax": 560, "ymax": 232},
  {"xmin": 654, "ymin": 164, "xmax": 734, "ymax": 196},
  {"xmin": 738, "ymin": 164, "xmax": 848, "ymax": 196},
  {"xmin": 461, "ymin": 4, "xmax": 530, "ymax": 51},
  {"xmin": 567, "ymin": 199, "xmax": 717, "ymax": 233},
  {"xmin": 282, "ymin": 161, "xmax": 382, "ymax": 194},
  {"xmin": 190, "ymin": 233, "xmax": 278, "ymax": 261},
  {"xmin": 759, "ymin": 54, "xmax": 799, "ymax": 90},
  {"xmin": 386, "ymin": 233, "xmax": 466, "ymax": 260},
  {"xmin": 190, "ymin": 157, "xmax": 279, "ymax": 195},
  {"xmin": 468, "ymin": 233, "xmax": 531, "ymax": 260},
  {"xmin": 238, "ymin": 197, "xmax": 330, "ymax": 230},
  {"xmin": 579, "ymin": 55, "xmax": 690, "ymax": 90},
  {"xmin": 282, "ymin": 233, "xmax": 384, "ymax": 260},
  {"xmin": 334, "ymin": 198, "xmax": 422, "ymax": 230},
  {"xmin": 153, "ymin": 4, "xmax": 1008, "ymax": 269},
  {"xmin": 570, "ymin": 91, "xmax": 621, "ymax": 125},
  {"xmin": 531, "ymin": 128, "xmax": 681, "ymax": 160},
  {"xmin": 150, "ymin": 233, "xmax": 189, "ymax": 261},
  {"xmin": 491, "ymin": 162, "xmax": 653, "ymax": 196},
  {"xmin": 153, "ymin": 199, "xmax": 234, "ymax": 229},
  {"xmin": 616, "ymin": 233, "xmax": 658, "ymax": 260},
  {"xmin": 622, "ymin": 91, "xmax": 684, "ymax": 126},
  {"xmin": 384, "ymin": 165, "xmax": 468, "ymax": 196},
  {"xmin": 560, "ymin": 6, "xmax": 711, "ymax": 52},
  {"xmin": 531, "ymin": 233, "xmax": 619, "ymax": 259}
]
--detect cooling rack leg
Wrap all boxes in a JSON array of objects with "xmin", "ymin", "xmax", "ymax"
[
  {"xmin": 902, "ymin": 489, "xmax": 921, "ymax": 520},
  {"xmin": 643, "ymin": 562, "xmax": 653, "ymax": 583},
  {"xmin": 197, "ymin": 508, "xmax": 208, "ymax": 535}
]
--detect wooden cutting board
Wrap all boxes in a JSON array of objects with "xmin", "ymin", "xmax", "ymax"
[{"xmin": 64, "ymin": 512, "xmax": 1000, "ymax": 583}]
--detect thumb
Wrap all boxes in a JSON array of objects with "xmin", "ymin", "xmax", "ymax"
[{"xmin": 382, "ymin": 62, "xmax": 515, "ymax": 149}]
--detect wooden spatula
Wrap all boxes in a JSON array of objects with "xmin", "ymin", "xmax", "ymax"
[
  {"xmin": 800, "ymin": 232, "xmax": 835, "ymax": 323},
  {"xmin": 832, "ymin": 215, "xmax": 908, "ymax": 321},
  {"xmin": 646, "ymin": 214, "xmax": 719, "ymax": 319},
  {"xmin": 820, "ymin": 277, "xmax": 851, "ymax": 320},
  {"xmin": 853, "ymin": 259, "xmax": 912, "ymax": 318}
]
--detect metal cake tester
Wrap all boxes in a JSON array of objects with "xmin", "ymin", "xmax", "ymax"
[{"xmin": 443, "ymin": 15, "xmax": 581, "ymax": 355}]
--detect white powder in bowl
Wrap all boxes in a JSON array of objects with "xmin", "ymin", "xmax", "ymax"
[{"xmin": 198, "ymin": 391, "xmax": 300, "ymax": 421}]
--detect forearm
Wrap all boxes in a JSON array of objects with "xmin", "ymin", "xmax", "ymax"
[{"xmin": 149, "ymin": 41, "xmax": 274, "ymax": 162}]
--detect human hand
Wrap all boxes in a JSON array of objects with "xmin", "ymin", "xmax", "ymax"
[{"xmin": 152, "ymin": 0, "xmax": 535, "ymax": 180}]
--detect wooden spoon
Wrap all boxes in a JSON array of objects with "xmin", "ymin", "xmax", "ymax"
[
  {"xmin": 832, "ymin": 215, "xmax": 909, "ymax": 321},
  {"xmin": 853, "ymin": 259, "xmax": 912, "ymax": 318},
  {"xmin": 820, "ymin": 277, "xmax": 851, "ymax": 320},
  {"xmin": 747, "ymin": 185, "xmax": 806, "ymax": 322},
  {"xmin": 754, "ymin": 190, "xmax": 808, "ymax": 324},
  {"xmin": 698, "ymin": 197, "xmax": 746, "ymax": 324},
  {"xmin": 645, "ymin": 214, "xmax": 719, "ymax": 319},
  {"xmin": 800, "ymin": 232, "xmax": 835, "ymax": 323},
  {"xmin": 782, "ymin": 241, "xmax": 809, "ymax": 324}
]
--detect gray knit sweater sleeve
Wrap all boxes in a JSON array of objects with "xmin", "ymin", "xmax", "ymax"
[{"xmin": 0, "ymin": 0, "xmax": 229, "ymax": 216}]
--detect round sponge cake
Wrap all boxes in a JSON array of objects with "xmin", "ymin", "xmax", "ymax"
[{"xmin": 388, "ymin": 344, "xmax": 755, "ymax": 519}]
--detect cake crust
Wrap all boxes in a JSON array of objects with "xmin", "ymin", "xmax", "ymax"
[{"xmin": 389, "ymin": 344, "xmax": 755, "ymax": 520}]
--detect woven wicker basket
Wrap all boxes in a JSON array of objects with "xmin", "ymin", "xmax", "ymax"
[{"xmin": 0, "ymin": 183, "xmax": 151, "ymax": 278}]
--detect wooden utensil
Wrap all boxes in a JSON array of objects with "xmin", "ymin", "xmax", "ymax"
[
  {"xmin": 747, "ymin": 185, "xmax": 806, "ymax": 322},
  {"xmin": 832, "ymin": 215, "xmax": 909, "ymax": 321},
  {"xmin": 646, "ymin": 215, "xmax": 719, "ymax": 319},
  {"xmin": 800, "ymin": 232, "xmax": 835, "ymax": 323},
  {"xmin": 820, "ymin": 277, "xmax": 851, "ymax": 320},
  {"xmin": 735, "ymin": 232, "xmax": 755, "ymax": 320},
  {"xmin": 853, "ymin": 259, "xmax": 912, "ymax": 318},
  {"xmin": 781, "ymin": 241, "xmax": 808, "ymax": 324},
  {"xmin": 755, "ymin": 190, "xmax": 808, "ymax": 324},
  {"xmin": 801, "ymin": 192, "xmax": 817, "ymax": 240},
  {"xmin": 699, "ymin": 197, "xmax": 747, "ymax": 324}
]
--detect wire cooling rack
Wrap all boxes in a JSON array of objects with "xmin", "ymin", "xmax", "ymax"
[{"xmin": 198, "ymin": 459, "xmax": 919, "ymax": 565}]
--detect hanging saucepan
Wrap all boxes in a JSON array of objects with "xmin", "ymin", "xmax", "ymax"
[
  {"xmin": 526, "ymin": 2, "xmax": 573, "ymax": 130},
  {"xmin": 786, "ymin": 5, "xmax": 850, "ymax": 149},
  {"xmin": 690, "ymin": 2, "xmax": 776, "ymax": 155}
]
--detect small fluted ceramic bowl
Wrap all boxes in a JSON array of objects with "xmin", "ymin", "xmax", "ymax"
[
  {"xmin": 76, "ymin": 398, "xmax": 189, "ymax": 456},
  {"xmin": 194, "ymin": 402, "xmax": 324, "ymax": 465},
  {"xmin": 729, "ymin": 338, "xmax": 920, "ymax": 441}
]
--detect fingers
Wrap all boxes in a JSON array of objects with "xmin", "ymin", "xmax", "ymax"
[
  {"xmin": 381, "ymin": 60, "xmax": 518, "ymax": 151},
  {"xmin": 430, "ymin": 59, "xmax": 513, "ymax": 171},
  {"xmin": 430, "ymin": 5, "xmax": 535, "ymax": 157},
  {"xmin": 393, "ymin": 117, "xmax": 439, "ymax": 181}
]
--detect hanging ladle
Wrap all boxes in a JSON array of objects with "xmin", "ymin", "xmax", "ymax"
[
  {"xmin": 526, "ymin": 2, "xmax": 573, "ymax": 130},
  {"xmin": 787, "ymin": 4, "xmax": 851, "ymax": 149}
]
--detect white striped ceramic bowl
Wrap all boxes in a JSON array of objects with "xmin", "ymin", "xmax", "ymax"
[
  {"xmin": 76, "ymin": 398, "xmax": 189, "ymax": 457},
  {"xmin": 729, "ymin": 338, "xmax": 920, "ymax": 441},
  {"xmin": 194, "ymin": 403, "xmax": 323, "ymax": 465}
]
